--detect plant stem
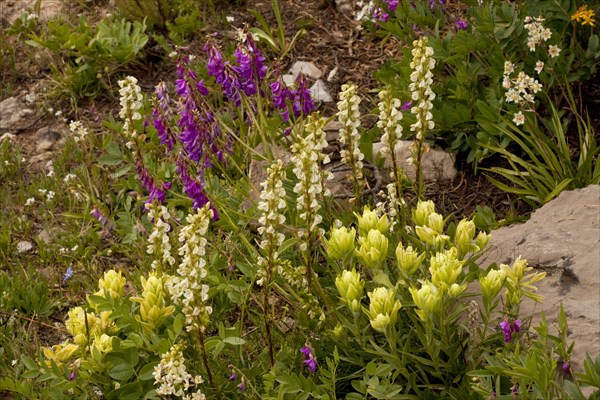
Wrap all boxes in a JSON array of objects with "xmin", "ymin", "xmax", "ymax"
[
  {"xmin": 263, "ymin": 288, "xmax": 275, "ymax": 367},
  {"xmin": 198, "ymin": 329, "xmax": 214, "ymax": 385}
]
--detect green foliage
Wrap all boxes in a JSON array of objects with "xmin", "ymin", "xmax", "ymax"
[
  {"xmin": 371, "ymin": 0, "xmax": 599, "ymax": 165},
  {"xmin": 0, "ymin": 268, "xmax": 59, "ymax": 318},
  {"xmin": 482, "ymin": 95, "xmax": 599, "ymax": 206},
  {"xmin": 26, "ymin": 16, "xmax": 148, "ymax": 101}
]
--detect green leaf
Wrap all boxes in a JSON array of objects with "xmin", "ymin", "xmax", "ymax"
[
  {"xmin": 138, "ymin": 362, "xmax": 158, "ymax": 381},
  {"xmin": 109, "ymin": 361, "xmax": 135, "ymax": 381},
  {"xmin": 223, "ymin": 336, "xmax": 246, "ymax": 346}
]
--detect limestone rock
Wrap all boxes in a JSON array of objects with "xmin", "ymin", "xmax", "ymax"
[
  {"xmin": 372, "ymin": 140, "xmax": 457, "ymax": 183},
  {"xmin": 478, "ymin": 185, "xmax": 600, "ymax": 371},
  {"xmin": 17, "ymin": 241, "xmax": 34, "ymax": 253},
  {"xmin": 35, "ymin": 126, "xmax": 62, "ymax": 153},
  {"xmin": 0, "ymin": 97, "xmax": 34, "ymax": 130},
  {"xmin": 289, "ymin": 61, "xmax": 323, "ymax": 80},
  {"xmin": 310, "ymin": 79, "xmax": 333, "ymax": 103}
]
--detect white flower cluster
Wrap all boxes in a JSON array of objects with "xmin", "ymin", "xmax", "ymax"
[
  {"xmin": 69, "ymin": 121, "xmax": 89, "ymax": 143},
  {"xmin": 166, "ymin": 204, "xmax": 213, "ymax": 332},
  {"xmin": 524, "ymin": 16, "xmax": 552, "ymax": 52},
  {"xmin": 256, "ymin": 160, "xmax": 287, "ymax": 286},
  {"xmin": 337, "ymin": 83, "xmax": 365, "ymax": 181},
  {"xmin": 146, "ymin": 203, "xmax": 176, "ymax": 272},
  {"xmin": 377, "ymin": 89, "xmax": 403, "ymax": 172},
  {"xmin": 38, "ymin": 188, "xmax": 55, "ymax": 202},
  {"xmin": 154, "ymin": 344, "xmax": 206, "ymax": 400},
  {"xmin": 502, "ymin": 61, "xmax": 543, "ymax": 126},
  {"xmin": 409, "ymin": 37, "xmax": 436, "ymax": 140},
  {"xmin": 292, "ymin": 116, "xmax": 332, "ymax": 249},
  {"xmin": 524, "ymin": 16, "xmax": 561, "ymax": 57},
  {"xmin": 118, "ymin": 76, "xmax": 143, "ymax": 137}
]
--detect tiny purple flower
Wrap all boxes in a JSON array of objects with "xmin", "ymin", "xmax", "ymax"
[
  {"xmin": 513, "ymin": 319, "xmax": 521, "ymax": 333},
  {"xmin": 304, "ymin": 356, "xmax": 317, "ymax": 373},
  {"xmin": 237, "ymin": 378, "xmax": 245, "ymax": 392},
  {"xmin": 63, "ymin": 266, "xmax": 73, "ymax": 284},
  {"xmin": 456, "ymin": 18, "xmax": 468, "ymax": 30},
  {"xmin": 383, "ymin": 0, "xmax": 398, "ymax": 12},
  {"xmin": 499, "ymin": 320, "xmax": 512, "ymax": 342},
  {"xmin": 401, "ymin": 101, "xmax": 412, "ymax": 111},
  {"xmin": 291, "ymin": 72, "xmax": 314, "ymax": 118},
  {"xmin": 299, "ymin": 346, "xmax": 312, "ymax": 358},
  {"xmin": 562, "ymin": 360, "xmax": 571, "ymax": 375},
  {"xmin": 229, "ymin": 371, "xmax": 237, "ymax": 381},
  {"xmin": 69, "ymin": 371, "xmax": 76, "ymax": 380}
]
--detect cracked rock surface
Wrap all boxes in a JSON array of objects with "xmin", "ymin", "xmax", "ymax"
[{"xmin": 479, "ymin": 185, "xmax": 600, "ymax": 370}]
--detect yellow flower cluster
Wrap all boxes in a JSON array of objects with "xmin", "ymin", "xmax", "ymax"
[{"xmin": 571, "ymin": 4, "xmax": 596, "ymax": 26}]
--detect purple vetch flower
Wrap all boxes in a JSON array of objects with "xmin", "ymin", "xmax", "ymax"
[
  {"xmin": 456, "ymin": 18, "xmax": 468, "ymax": 30},
  {"xmin": 229, "ymin": 371, "xmax": 237, "ymax": 381},
  {"xmin": 499, "ymin": 318, "xmax": 522, "ymax": 343},
  {"xmin": 270, "ymin": 75, "xmax": 293, "ymax": 122},
  {"xmin": 177, "ymin": 160, "xmax": 219, "ymax": 220},
  {"xmin": 234, "ymin": 28, "xmax": 268, "ymax": 97},
  {"xmin": 300, "ymin": 345, "xmax": 317, "ymax": 373},
  {"xmin": 511, "ymin": 383, "xmax": 518, "ymax": 397},
  {"xmin": 135, "ymin": 159, "xmax": 167, "ymax": 204},
  {"xmin": 401, "ymin": 101, "xmax": 412, "ymax": 111},
  {"xmin": 152, "ymin": 82, "xmax": 176, "ymax": 151},
  {"xmin": 69, "ymin": 371, "xmax": 76, "ymax": 380},
  {"xmin": 383, "ymin": 0, "xmax": 398, "ymax": 12},
  {"xmin": 429, "ymin": 0, "xmax": 445, "ymax": 10},
  {"xmin": 562, "ymin": 360, "xmax": 571, "ymax": 375},
  {"xmin": 237, "ymin": 377, "xmax": 245, "ymax": 392},
  {"xmin": 205, "ymin": 38, "xmax": 242, "ymax": 106},
  {"xmin": 291, "ymin": 72, "xmax": 314, "ymax": 118},
  {"xmin": 372, "ymin": 7, "xmax": 389, "ymax": 23}
]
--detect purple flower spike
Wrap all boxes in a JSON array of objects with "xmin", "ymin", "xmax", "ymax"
[
  {"xmin": 135, "ymin": 160, "xmax": 166, "ymax": 204},
  {"xmin": 177, "ymin": 160, "xmax": 219, "ymax": 220},
  {"xmin": 456, "ymin": 18, "xmax": 468, "ymax": 30},
  {"xmin": 291, "ymin": 72, "xmax": 314, "ymax": 118}
]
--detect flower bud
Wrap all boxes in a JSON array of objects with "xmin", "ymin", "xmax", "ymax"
[
  {"xmin": 326, "ymin": 226, "xmax": 356, "ymax": 262},
  {"xmin": 412, "ymin": 200, "xmax": 436, "ymax": 227},
  {"xmin": 366, "ymin": 287, "xmax": 401, "ymax": 332},
  {"xmin": 429, "ymin": 248, "xmax": 464, "ymax": 291},
  {"xmin": 355, "ymin": 207, "xmax": 390, "ymax": 237},
  {"xmin": 91, "ymin": 334, "xmax": 113, "ymax": 355},
  {"xmin": 43, "ymin": 342, "xmax": 79, "ymax": 365},
  {"xmin": 475, "ymin": 231, "xmax": 491, "ymax": 250},
  {"xmin": 131, "ymin": 274, "xmax": 175, "ymax": 331},
  {"xmin": 335, "ymin": 268, "xmax": 364, "ymax": 313},
  {"xmin": 356, "ymin": 229, "xmax": 389, "ymax": 269},
  {"xmin": 410, "ymin": 281, "xmax": 441, "ymax": 322},
  {"xmin": 96, "ymin": 270, "xmax": 126, "ymax": 299},
  {"xmin": 426, "ymin": 212, "xmax": 445, "ymax": 234},
  {"xmin": 395, "ymin": 242, "xmax": 425, "ymax": 276},
  {"xmin": 480, "ymin": 268, "xmax": 505, "ymax": 301},
  {"xmin": 455, "ymin": 219, "xmax": 476, "ymax": 254},
  {"xmin": 449, "ymin": 283, "xmax": 466, "ymax": 298},
  {"xmin": 415, "ymin": 225, "xmax": 437, "ymax": 246}
]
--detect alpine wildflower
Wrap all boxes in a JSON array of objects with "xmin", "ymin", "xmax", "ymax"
[
  {"xmin": 118, "ymin": 76, "xmax": 143, "ymax": 141},
  {"xmin": 146, "ymin": 202, "xmax": 176, "ymax": 273},
  {"xmin": 153, "ymin": 344, "xmax": 205, "ymax": 399},
  {"xmin": 571, "ymin": 4, "xmax": 596, "ymax": 26},
  {"xmin": 337, "ymin": 83, "xmax": 365, "ymax": 191}
]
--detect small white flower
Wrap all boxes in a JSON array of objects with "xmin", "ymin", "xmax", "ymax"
[
  {"xmin": 226, "ymin": 16, "xmax": 235, "ymax": 22},
  {"xmin": 168, "ymin": 51, "xmax": 177, "ymax": 58},
  {"xmin": 535, "ymin": 61, "xmax": 544, "ymax": 74},
  {"xmin": 548, "ymin": 45, "xmax": 561, "ymax": 58},
  {"xmin": 54, "ymin": 110, "xmax": 63, "ymax": 117},
  {"xmin": 38, "ymin": 189, "xmax": 47, "ymax": 195},
  {"xmin": 513, "ymin": 111, "xmax": 525, "ymax": 126},
  {"xmin": 46, "ymin": 191, "xmax": 55, "ymax": 201},
  {"xmin": 64, "ymin": 173, "xmax": 77, "ymax": 183}
]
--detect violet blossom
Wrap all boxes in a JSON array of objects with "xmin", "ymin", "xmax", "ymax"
[
  {"xmin": 177, "ymin": 160, "xmax": 218, "ymax": 220},
  {"xmin": 499, "ymin": 318, "xmax": 521, "ymax": 343},
  {"xmin": 270, "ymin": 75, "xmax": 292, "ymax": 122},
  {"xmin": 372, "ymin": 7, "xmax": 389, "ymax": 23},
  {"xmin": 383, "ymin": 0, "xmax": 398, "ymax": 12},
  {"xmin": 300, "ymin": 345, "xmax": 317, "ymax": 373},
  {"xmin": 152, "ymin": 82, "xmax": 176, "ymax": 151},
  {"xmin": 456, "ymin": 18, "xmax": 468, "ymax": 30},
  {"xmin": 135, "ymin": 159, "xmax": 167, "ymax": 204},
  {"xmin": 205, "ymin": 38, "xmax": 242, "ymax": 106},
  {"xmin": 291, "ymin": 72, "xmax": 314, "ymax": 118},
  {"xmin": 234, "ymin": 28, "xmax": 268, "ymax": 97}
]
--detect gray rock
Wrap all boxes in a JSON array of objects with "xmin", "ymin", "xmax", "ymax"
[
  {"xmin": 310, "ymin": 79, "xmax": 333, "ymax": 103},
  {"xmin": 282, "ymin": 74, "xmax": 296, "ymax": 87},
  {"xmin": 479, "ymin": 185, "xmax": 600, "ymax": 371},
  {"xmin": 35, "ymin": 126, "xmax": 62, "ymax": 152},
  {"xmin": 372, "ymin": 140, "xmax": 457, "ymax": 183},
  {"xmin": 289, "ymin": 61, "xmax": 323, "ymax": 80},
  {"xmin": 17, "ymin": 241, "xmax": 34, "ymax": 253},
  {"xmin": 0, "ymin": 97, "xmax": 34, "ymax": 130}
]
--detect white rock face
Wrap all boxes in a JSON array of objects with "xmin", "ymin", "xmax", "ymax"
[
  {"xmin": 372, "ymin": 140, "xmax": 457, "ymax": 183},
  {"xmin": 310, "ymin": 79, "xmax": 333, "ymax": 103},
  {"xmin": 17, "ymin": 241, "xmax": 34, "ymax": 253},
  {"xmin": 0, "ymin": 97, "xmax": 34, "ymax": 130},
  {"xmin": 289, "ymin": 61, "xmax": 323, "ymax": 80},
  {"xmin": 478, "ymin": 185, "xmax": 600, "ymax": 372}
]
